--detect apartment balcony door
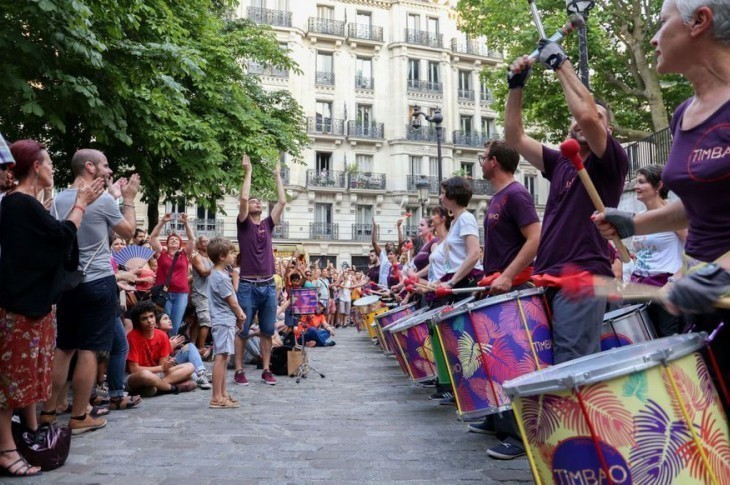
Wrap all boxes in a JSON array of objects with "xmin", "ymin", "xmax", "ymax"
[
  {"xmin": 317, "ymin": 5, "xmax": 334, "ymax": 20},
  {"xmin": 315, "ymin": 101, "xmax": 332, "ymax": 132}
]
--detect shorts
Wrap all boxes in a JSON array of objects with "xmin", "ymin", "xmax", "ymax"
[
  {"xmin": 212, "ymin": 325, "xmax": 236, "ymax": 355},
  {"xmin": 338, "ymin": 300, "xmax": 351, "ymax": 315},
  {"xmin": 56, "ymin": 275, "xmax": 118, "ymax": 352},
  {"xmin": 236, "ymin": 280, "xmax": 277, "ymax": 337},
  {"xmin": 190, "ymin": 292, "xmax": 211, "ymax": 327}
]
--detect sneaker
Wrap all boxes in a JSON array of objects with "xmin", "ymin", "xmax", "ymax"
[
  {"xmin": 234, "ymin": 370, "xmax": 249, "ymax": 386},
  {"xmin": 429, "ymin": 391, "xmax": 452, "ymax": 401},
  {"xmin": 69, "ymin": 414, "xmax": 107, "ymax": 435},
  {"xmin": 419, "ymin": 379, "xmax": 437, "ymax": 388},
  {"xmin": 468, "ymin": 419, "xmax": 496, "ymax": 435},
  {"xmin": 487, "ymin": 438, "xmax": 527, "ymax": 460},
  {"xmin": 261, "ymin": 370, "xmax": 277, "ymax": 385},
  {"xmin": 196, "ymin": 373, "xmax": 212, "ymax": 390},
  {"xmin": 439, "ymin": 395, "xmax": 456, "ymax": 406}
]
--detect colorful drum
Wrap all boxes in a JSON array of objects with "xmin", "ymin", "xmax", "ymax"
[
  {"xmin": 364, "ymin": 306, "xmax": 387, "ymax": 340},
  {"xmin": 504, "ymin": 333, "xmax": 730, "ymax": 485},
  {"xmin": 374, "ymin": 302, "xmax": 418, "ymax": 355},
  {"xmin": 290, "ymin": 288, "xmax": 318, "ymax": 315},
  {"xmin": 387, "ymin": 307, "xmax": 445, "ymax": 383},
  {"xmin": 601, "ymin": 304, "xmax": 656, "ymax": 351},
  {"xmin": 353, "ymin": 295, "xmax": 381, "ymax": 315},
  {"xmin": 436, "ymin": 288, "xmax": 552, "ymax": 420}
]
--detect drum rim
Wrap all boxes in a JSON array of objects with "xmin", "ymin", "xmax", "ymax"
[
  {"xmin": 503, "ymin": 333, "xmax": 707, "ymax": 397},
  {"xmin": 388, "ymin": 305, "xmax": 449, "ymax": 332},
  {"xmin": 353, "ymin": 295, "xmax": 381, "ymax": 307},
  {"xmin": 603, "ymin": 303, "xmax": 648, "ymax": 321},
  {"xmin": 385, "ymin": 307, "xmax": 430, "ymax": 332},
  {"xmin": 436, "ymin": 288, "xmax": 545, "ymax": 322},
  {"xmin": 376, "ymin": 301, "xmax": 418, "ymax": 320}
]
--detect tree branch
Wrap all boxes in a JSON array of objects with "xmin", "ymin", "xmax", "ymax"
[{"xmin": 612, "ymin": 125, "xmax": 652, "ymax": 142}]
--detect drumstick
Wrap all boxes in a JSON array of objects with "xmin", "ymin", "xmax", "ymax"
[
  {"xmin": 434, "ymin": 286, "xmax": 487, "ymax": 297},
  {"xmin": 560, "ymin": 139, "xmax": 631, "ymax": 263}
]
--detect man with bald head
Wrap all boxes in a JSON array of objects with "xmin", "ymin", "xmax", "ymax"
[{"xmin": 40, "ymin": 149, "xmax": 141, "ymax": 434}]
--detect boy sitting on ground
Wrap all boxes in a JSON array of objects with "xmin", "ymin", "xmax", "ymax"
[
  {"xmin": 299, "ymin": 301, "xmax": 336, "ymax": 347},
  {"xmin": 126, "ymin": 300, "xmax": 197, "ymax": 397}
]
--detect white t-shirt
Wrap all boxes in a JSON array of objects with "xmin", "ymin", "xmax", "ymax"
[
  {"xmin": 428, "ymin": 240, "xmax": 447, "ymax": 282},
  {"xmin": 632, "ymin": 231, "xmax": 683, "ymax": 277},
  {"xmin": 439, "ymin": 211, "xmax": 483, "ymax": 275},
  {"xmin": 378, "ymin": 250, "xmax": 391, "ymax": 287}
]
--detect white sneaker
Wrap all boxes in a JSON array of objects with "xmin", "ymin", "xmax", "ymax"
[{"xmin": 196, "ymin": 373, "xmax": 212, "ymax": 390}]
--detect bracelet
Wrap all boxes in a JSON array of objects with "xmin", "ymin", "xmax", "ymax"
[
  {"xmin": 73, "ymin": 205, "xmax": 86, "ymax": 214},
  {"xmin": 122, "ymin": 203, "xmax": 134, "ymax": 208}
]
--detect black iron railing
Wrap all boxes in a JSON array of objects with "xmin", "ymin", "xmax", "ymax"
[
  {"xmin": 407, "ymin": 79, "xmax": 443, "ymax": 94},
  {"xmin": 406, "ymin": 125, "xmax": 441, "ymax": 142},
  {"xmin": 355, "ymin": 75, "xmax": 374, "ymax": 90},
  {"xmin": 194, "ymin": 218, "xmax": 223, "ymax": 237},
  {"xmin": 450, "ymin": 39, "xmax": 502, "ymax": 59},
  {"xmin": 306, "ymin": 117, "xmax": 345, "ymax": 136},
  {"xmin": 480, "ymin": 89, "xmax": 494, "ymax": 104},
  {"xmin": 458, "ymin": 89, "xmax": 475, "ymax": 101},
  {"xmin": 404, "ymin": 29, "xmax": 443, "ymax": 48},
  {"xmin": 407, "ymin": 175, "xmax": 439, "ymax": 194},
  {"xmin": 310, "ymin": 222, "xmax": 339, "ymax": 240},
  {"xmin": 472, "ymin": 178, "xmax": 496, "ymax": 196},
  {"xmin": 624, "ymin": 127, "xmax": 672, "ymax": 182},
  {"xmin": 347, "ymin": 23, "xmax": 383, "ymax": 42},
  {"xmin": 247, "ymin": 7, "xmax": 292, "ymax": 27},
  {"xmin": 453, "ymin": 130, "xmax": 490, "ymax": 147},
  {"xmin": 308, "ymin": 17, "xmax": 345, "ymax": 36},
  {"xmin": 315, "ymin": 71, "xmax": 335, "ymax": 86},
  {"xmin": 272, "ymin": 221, "xmax": 289, "ymax": 239},
  {"xmin": 403, "ymin": 225, "xmax": 419, "ymax": 237},
  {"xmin": 348, "ymin": 172, "xmax": 386, "ymax": 190},
  {"xmin": 352, "ymin": 223, "xmax": 378, "ymax": 241},
  {"xmin": 306, "ymin": 169, "xmax": 347, "ymax": 189},
  {"xmin": 347, "ymin": 121, "xmax": 384, "ymax": 140}
]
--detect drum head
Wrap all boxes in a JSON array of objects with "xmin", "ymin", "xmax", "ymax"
[
  {"xmin": 503, "ymin": 333, "xmax": 707, "ymax": 398},
  {"xmin": 376, "ymin": 302, "xmax": 418, "ymax": 320},
  {"xmin": 603, "ymin": 303, "xmax": 647, "ymax": 321},
  {"xmin": 388, "ymin": 305, "xmax": 447, "ymax": 333},
  {"xmin": 354, "ymin": 295, "xmax": 380, "ymax": 307}
]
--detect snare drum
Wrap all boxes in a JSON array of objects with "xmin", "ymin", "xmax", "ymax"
[
  {"xmin": 353, "ymin": 295, "xmax": 381, "ymax": 315},
  {"xmin": 601, "ymin": 304, "xmax": 656, "ymax": 351},
  {"xmin": 436, "ymin": 288, "xmax": 552, "ymax": 420},
  {"xmin": 374, "ymin": 303, "xmax": 418, "ymax": 355},
  {"xmin": 504, "ymin": 334, "xmax": 730, "ymax": 485},
  {"xmin": 290, "ymin": 288, "xmax": 318, "ymax": 315},
  {"xmin": 388, "ymin": 306, "xmax": 448, "ymax": 383}
]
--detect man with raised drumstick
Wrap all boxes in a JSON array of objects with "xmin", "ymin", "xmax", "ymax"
[{"xmin": 504, "ymin": 41, "xmax": 628, "ymax": 369}]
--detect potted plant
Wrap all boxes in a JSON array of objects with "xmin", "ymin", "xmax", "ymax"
[{"xmin": 346, "ymin": 163, "xmax": 361, "ymax": 188}]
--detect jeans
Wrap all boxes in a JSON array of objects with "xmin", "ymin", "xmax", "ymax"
[
  {"xmin": 164, "ymin": 291, "xmax": 189, "ymax": 336},
  {"xmin": 107, "ymin": 318, "xmax": 128, "ymax": 399},
  {"xmin": 236, "ymin": 281, "xmax": 277, "ymax": 336},
  {"xmin": 548, "ymin": 288, "xmax": 606, "ymax": 365},
  {"xmin": 174, "ymin": 343, "xmax": 206, "ymax": 375},
  {"xmin": 303, "ymin": 328, "xmax": 331, "ymax": 347}
]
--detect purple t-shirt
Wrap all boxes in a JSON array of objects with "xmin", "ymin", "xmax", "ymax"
[
  {"xmin": 413, "ymin": 237, "xmax": 437, "ymax": 272},
  {"xmin": 483, "ymin": 181, "xmax": 539, "ymax": 275},
  {"xmin": 236, "ymin": 215, "xmax": 276, "ymax": 277},
  {"xmin": 536, "ymin": 136, "xmax": 628, "ymax": 277},
  {"xmin": 662, "ymin": 98, "xmax": 730, "ymax": 263}
]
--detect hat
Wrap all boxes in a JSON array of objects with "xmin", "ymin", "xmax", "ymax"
[{"xmin": 0, "ymin": 133, "xmax": 15, "ymax": 168}]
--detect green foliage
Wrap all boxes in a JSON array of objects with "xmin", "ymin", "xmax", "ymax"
[
  {"xmin": 456, "ymin": 0, "xmax": 692, "ymax": 142},
  {"xmin": 0, "ymin": 0, "xmax": 308, "ymax": 221}
]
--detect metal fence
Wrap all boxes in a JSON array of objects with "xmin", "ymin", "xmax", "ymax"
[
  {"xmin": 247, "ymin": 7, "xmax": 292, "ymax": 27},
  {"xmin": 624, "ymin": 127, "xmax": 672, "ymax": 181},
  {"xmin": 308, "ymin": 17, "xmax": 345, "ymax": 36},
  {"xmin": 347, "ymin": 23, "xmax": 383, "ymax": 42},
  {"xmin": 310, "ymin": 222, "xmax": 339, "ymax": 240}
]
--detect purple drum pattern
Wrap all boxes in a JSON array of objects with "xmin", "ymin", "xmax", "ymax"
[
  {"xmin": 291, "ymin": 288, "xmax": 318, "ymax": 315},
  {"xmin": 391, "ymin": 316, "xmax": 437, "ymax": 382},
  {"xmin": 375, "ymin": 303, "xmax": 418, "ymax": 374},
  {"xmin": 437, "ymin": 289, "xmax": 553, "ymax": 420}
]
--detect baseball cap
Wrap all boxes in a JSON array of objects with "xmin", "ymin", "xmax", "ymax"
[{"xmin": 0, "ymin": 132, "xmax": 15, "ymax": 169}]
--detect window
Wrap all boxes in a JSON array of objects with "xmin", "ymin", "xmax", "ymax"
[
  {"xmin": 458, "ymin": 70, "xmax": 471, "ymax": 91},
  {"xmin": 524, "ymin": 174, "xmax": 537, "ymax": 202},
  {"xmin": 356, "ymin": 104, "xmax": 372, "ymax": 126},
  {"xmin": 428, "ymin": 61, "xmax": 440, "ymax": 85},
  {"xmin": 356, "ymin": 205, "xmax": 373, "ymax": 225},
  {"xmin": 481, "ymin": 117, "xmax": 496, "ymax": 138},
  {"xmin": 407, "ymin": 13, "xmax": 420, "ymax": 31},
  {"xmin": 356, "ymin": 154, "xmax": 373, "ymax": 172},
  {"xmin": 252, "ymin": 0, "xmax": 265, "ymax": 8},
  {"xmin": 460, "ymin": 162, "xmax": 475, "ymax": 178},
  {"xmin": 429, "ymin": 157, "xmax": 439, "ymax": 176},
  {"xmin": 460, "ymin": 115, "xmax": 473, "ymax": 133},
  {"xmin": 165, "ymin": 199, "xmax": 187, "ymax": 232},
  {"xmin": 408, "ymin": 59, "xmax": 420, "ymax": 82},
  {"xmin": 195, "ymin": 204, "xmax": 218, "ymax": 234},
  {"xmin": 405, "ymin": 206, "xmax": 421, "ymax": 235},
  {"xmin": 480, "ymin": 80, "xmax": 493, "ymax": 103},
  {"xmin": 315, "ymin": 101, "xmax": 332, "ymax": 132},
  {"xmin": 356, "ymin": 57, "xmax": 372, "ymax": 88},
  {"xmin": 427, "ymin": 17, "xmax": 439, "ymax": 34},
  {"xmin": 315, "ymin": 203, "xmax": 332, "ymax": 224},
  {"xmin": 317, "ymin": 52, "xmax": 333, "ymax": 73},
  {"xmin": 356, "ymin": 11, "xmax": 372, "ymax": 26},
  {"xmin": 317, "ymin": 5, "xmax": 334, "ymax": 19},
  {"xmin": 410, "ymin": 156, "xmax": 422, "ymax": 175},
  {"xmin": 316, "ymin": 152, "xmax": 332, "ymax": 172},
  {"xmin": 275, "ymin": 0, "xmax": 289, "ymax": 9}
]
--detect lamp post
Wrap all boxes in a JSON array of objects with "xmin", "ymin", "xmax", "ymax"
[
  {"xmin": 412, "ymin": 105, "xmax": 444, "ymax": 182},
  {"xmin": 566, "ymin": 0, "xmax": 595, "ymax": 89},
  {"xmin": 415, "ymin": 175, "xmax": 431, "ymax": 219}
]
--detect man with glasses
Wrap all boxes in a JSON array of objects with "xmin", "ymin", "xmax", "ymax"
[{"xmin": 233, "ymin": 154, "xmax": 286, "ymax": 386}]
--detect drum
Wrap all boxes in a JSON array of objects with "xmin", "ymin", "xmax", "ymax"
[
  {"xmin": 364, "ymin": 306, "xmax": 388, "ymax": 340},
  {"xmin": 374, "ymin": 302, "xmax": 418, "ymax": 355},
  {"xmin": 353, "ymin": 295, "xmax": 381, "ymax": 315},
  {"xmin": 436, "ymin": 288, "xmax": 552, "ymax": 420},
  {"xmin": 503, "ymin": 334, "xmax": 730, "ymax": 485},
  {"xmin": 387, "ymin": 306, "xmax": 445, "ymax": 383},
  {"xmin": 291, "ymin": 288, "xmax": 318, "ymax": 315},
  {"xmin": 601, "ymin": 304, "xmax": 656, "ymax": 351}
]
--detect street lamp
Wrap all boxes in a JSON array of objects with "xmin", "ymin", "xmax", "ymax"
[
  {"xmin": 415, "ymin": 175, "xmax": 431, "ymax": 218},
  {"xmin": 566, "ymin": 0, "xmax": 595, "ymax": 89},
  {"xmin": 412, "ymin": 105, "xmax": 444, "ymax": 182}
]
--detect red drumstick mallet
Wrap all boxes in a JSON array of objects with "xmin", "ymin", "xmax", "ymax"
[{"xmin": 560, "ymin": 139, "xmax": 631, "ymax": 263}]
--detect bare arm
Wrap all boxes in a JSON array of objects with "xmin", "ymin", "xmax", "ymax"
[
  {"xmin": 149, "ymin": 213, "xmax": 172, "ymax": 255},
  {"xmin": 112, "ymin": 173, "xmax": 141, "ymax": 240},
  {"xmin": 181, "ymin": 213, "xmax": 195, "ymax": 256},
  {"xmin": 270, "ymin": 160, "xmax": 286, "ymax": 225},
  {"xmin": 634, "ymin": 200, "xmax": 689, "ymax": 235},
  {"xmin": 504, "ymin": 57, "xmax": 545, "ymax": 171},
  {"xmin": 238, "ymin": 155, "xmax": 252, "ymax": 223},
  {"xmin": 225, "ymin": 294, "xmax": 246, "ymax": 323},
  {"xmin": 127, "ymin": 360, "xmax": 163, "ymax": 374},
  {"xmin": 191, "ymin": 253, "xmax": 212, "ymax": 277},
  {"xmin": 371, "ymin": 217, "xmax": 382, "ymax": 256},
  {"xmin": 396, "ymin": 219, "xmax": 404, "ymax": 249}
]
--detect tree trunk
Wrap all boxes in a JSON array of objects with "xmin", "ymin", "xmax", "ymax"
[{"xmin": 146, "ymin": 187, "xmax": 160, "ymax": 233}]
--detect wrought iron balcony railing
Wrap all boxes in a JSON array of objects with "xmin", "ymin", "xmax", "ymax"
[
  {"xmin": 407, "ymin": 79, "xmax": 443, "ymax": 94},
  {"xmin": 480, "ymin": 89, "xmax": 494, "ymax": 104},
  {"xmin": 272, "ymin": 221, "xmax": 289, "ymax": 239},
  {"xmin": 451, "ymin": 38, "xmax": 491, "ymax": 57},
  {"xmin": 407, "ymin": 174, "xmax": 440, "ymax": 194},
  {"xmin": 247, "ymin": 61, "xmax": 288, "ymax": 78},
  {"xmin": 306, "ymin": 117, "xmax": 345, "ymax": 136},
  {"xmin": 306, "ymin": 169, "xmax": 347, "ymax": 189},
  {"xmin": 352, "ymin": 223, "xmax": 378, "ymax": 241},
  {"xmin": 404, "ymin": 29, "xmax": 443, "ymax": 48},
  {"xmin": 310, "ymin": 222, "xmax": 339, "ymax": 240},
  {"xmin": 347, "ymin": 121, "xmax": 384, "ymax": 140},
  {"xmin": 348, "ymin": 172, "xmax": 386, "ymax": 190},
  {"xmin": 406, "ymin": 125, "xmax": 442, "ymax": 142},
  {"xmin": 403, "ymin": 225, "xmax": 419, "ymax": 237},
  {"xmin": 472, "ymin": 178, "xmax": 496, "ymax": 196},
  {"xmin": 308, "ymin": 17, "xmax": 345, "ymax": 37},
  {"xmin": 246, "ymin": 7, "xmax": 292, "ymax": 28},
  {"xmin": 453, "ymin": 130, "xmax": 491, "ymax": 148},
  {"xmin": 315, "ymin": 71, "xmax": 335, "ymax": 86},
  {"xmin": 458, "ymin": 88, "xmax": 475, "ymax": 101},
  {"xmin": 355, "ymin": 75, "xmax": 374, "ymax": 90},
  {"xmin": 347, "ymin": 23, "xmax": 384, "ymax": 42}
]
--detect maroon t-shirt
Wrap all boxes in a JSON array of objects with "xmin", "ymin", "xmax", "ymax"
[
  {"xmin": 413, "ymin": 237, "xmax": 437, "ymax": 272},
  {"xmin": 535, "ymin": 137, "xmax": 628, "ymax": 277},
  {"xmin": 483, "ymin": 181, "xmax": 539, "ymax": 275},
  {"xmin": 662, "ymin": 98, "xmax": 730, "ymax": 263},
  {"xmin": 367, "ymin": 264, "xmax": 380, "ymax": 287},
  {"xmin": 236, "ymin": 215, "xmax": 276, "ymax": 277}
]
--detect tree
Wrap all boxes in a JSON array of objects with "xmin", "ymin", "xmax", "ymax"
[
  {"xmin": 456, "ymin": 0, "xmax": 692, "ymax": 142},
  {"xmin": 0, "ymin": 0, "xmax": 309, "ymax": 228}
]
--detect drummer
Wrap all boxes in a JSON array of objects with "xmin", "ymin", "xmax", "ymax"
[{"xmin": 471, "ymin": 140, "xmax": 541, "ymax": 461}]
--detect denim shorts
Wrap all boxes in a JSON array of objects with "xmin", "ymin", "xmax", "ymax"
[
  {"xmin": 236, "ymin": 280, "xmax": 277, "ymax": 337},
  {"xmin": 56, "ymin": 275, "xmax": 118, "ymax": 352}
]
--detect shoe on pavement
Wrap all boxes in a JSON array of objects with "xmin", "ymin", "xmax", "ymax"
[
  {"xmin": 439, "ymin": 395, "xmax": 456, "ymax": 406},
  {"xmin": 234, "ymin": 371, "xmax": 249, "ymax": 386},
  {"xmin": 196, "ymin": 373, "xmax": 212, "ymax": 390},
  {"xmin": 261, "ymin": 370, "xmax": 277, "ymax": 385},
  {"xmin": 69, "ymin": 414, "xmax": 107, "ymax": 435},
  {"xmin": 467, "ymin": 419, "xmax": 496, "ymax": 435},
  {"xmin": 176, "ymin": 380, "xmax": 197, "ymax": 393},
  {"xmin": 487, "ymin": 438, "xmax": 527, "ymax": 460},
  {"xmin": 429, "ymin": 391, "xmax": 452, "ymax": 401},
  {"xmin": 420, "ymin": 379, "xmax": 437, "ymax": 388}
]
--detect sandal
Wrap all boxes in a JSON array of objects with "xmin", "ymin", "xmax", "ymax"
[
  {"xmin": 223, "ymin": 394, "xmax": 239, "ymax": 404},
  {"xmin": 90, "ymin": 395, "xmax": 110, "ymax": 407},
  {"xmin": 109, "ymin": 395, "xmax": 142, "ymax": 410},
  {"xmin": 89, "ymin": 405, "xmax": 110, "ymax": 418},
  {"xmin": 0, "ymin": 449, "xmax": 41, "ymax": 477},
  {"xmin": 55, "ymin": 403, "xmax": 73, "ymax": 414},
  {"xmin": 209, "ymin": 398, "xmax": 239, "ymax": 409}
]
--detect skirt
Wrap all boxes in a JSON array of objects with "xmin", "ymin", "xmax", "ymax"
[{"xmin": 0, "ymin": 308, "xmax": 55, "ymax": 410}]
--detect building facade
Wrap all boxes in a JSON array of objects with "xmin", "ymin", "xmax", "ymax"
[{"xmin": 146, "ymin": 0, "xmax": 548, "ymax": 267}]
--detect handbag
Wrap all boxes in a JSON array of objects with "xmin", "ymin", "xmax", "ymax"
[
  {"xmin": 150, "ymin": 250, "xmax": 180, "ymax": 308},
  {"xmin": 11, "ymin": 419, "xmax": 71, "ymax": 471}
]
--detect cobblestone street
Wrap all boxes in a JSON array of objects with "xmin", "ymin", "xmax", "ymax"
[{"xmin": 21, "ymin": 328, "xmax": 532, "ymax": 484}]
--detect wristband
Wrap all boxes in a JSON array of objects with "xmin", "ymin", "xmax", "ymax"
[{"xmin": 73, "ymin": 205, "xmax": 86, "ymax": 214}]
